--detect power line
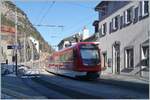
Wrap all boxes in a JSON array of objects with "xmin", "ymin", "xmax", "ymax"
[
  {"xmin": 62, "ymin": 2, "xmax": 94, "ymax": 10},
  {"xmin": 71, "ymin": 20, "xmax": 92, "ymax": 34},
  {"xmin": 62, "ymin": 14, "xmax": 94, "ymax": 35},
  {"xmin": 33, "ymin": 24, "xmax": 64, "ymax": 28},
  {"xmin": 33, "ymin": 24, "xmax": 64, "ymax": 31},
  {"xmin": 38, "ymin": 1, "xmax": 55, "ymax": 24}
]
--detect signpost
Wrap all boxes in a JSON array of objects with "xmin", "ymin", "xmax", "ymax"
[
  {"xmin": 7, "ymin": 44, "xmax": 23, "ymax": 76},
  {"xmin": 7, "ymin": 45, "xmax": 23, "ymax": 49}
]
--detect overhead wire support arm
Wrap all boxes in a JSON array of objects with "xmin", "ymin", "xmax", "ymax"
[
  {"xmin": 33, "ymin": 24, "xmax": 64, "ymax": 27},
  {"xmin": 33, "ymin": 24, "xmax": 64, "ymax": 30}
]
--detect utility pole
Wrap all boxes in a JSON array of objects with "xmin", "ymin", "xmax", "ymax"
[{"xmin": 15, "ymin": 8, "xmax": 18, "ymax": 76}]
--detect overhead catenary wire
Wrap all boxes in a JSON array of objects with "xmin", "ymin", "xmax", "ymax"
[
  {"xmin": 33, "ymin": 24, "xmax": 64, "ymax": 30},
  {"xmin": 62, "ymin": 2, "xmax": 95, "ymax": 10},
  {"xmin": 33, "ymin": 1, "xmax": 97, "ymax": 44},
  {"xmin": 57, "ymin": 2, "xmax": 98, "ymax": 35},
  {"xmin": 62, "ymin": 12, "xmax": 95, "ymax": 36},
  {"xmin": 38, "ymin": 1, "xmax": 55, "ymax": 24},
  {"xmin": 33, "ymin": 24, "xmax": 64, "ymax": 27}
]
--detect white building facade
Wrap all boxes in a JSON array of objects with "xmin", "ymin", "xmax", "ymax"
[
  {"xmin": 93, "ymin": 1, "xmax": 149, "ymax": 79},
  {"xmin": 29, "ymin": 36, "xmax": 39, "ymax": 53}
]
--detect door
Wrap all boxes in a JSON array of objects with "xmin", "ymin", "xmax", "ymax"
[{"xmin": 112, "ymin": 42, "xmax": 120, "ymax": 74}]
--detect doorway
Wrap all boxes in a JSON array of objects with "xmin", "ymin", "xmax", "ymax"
[{"xmin": 112, "ymin": 41, "xmax": 120, "ymax": 74}]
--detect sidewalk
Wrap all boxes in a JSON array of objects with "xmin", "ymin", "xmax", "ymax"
[
  {"xmin": 99, "ymin": 73, "xmax": 149, "ymax": 94},
  {"xmin": 100, "ymin": 73, "xmax": 149, "ymax": 84}
]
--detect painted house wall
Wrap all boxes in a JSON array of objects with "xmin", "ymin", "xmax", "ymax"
[{"xmin": 95, "ymin": 1, "xmax": 149, "ymax": 78}]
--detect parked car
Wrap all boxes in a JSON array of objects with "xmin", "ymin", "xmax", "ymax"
[{"xmin": 1, "ymin": 63, "xmax": 14, "ymax": 75}]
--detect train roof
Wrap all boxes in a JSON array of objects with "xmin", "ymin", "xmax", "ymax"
[
  {"xmin": 60, "ymin": 42, "xmax": 99, "ymax": 50},
  {"xmin": 51, "ymin": 42, "xmax": 100, "ymax": 56}
]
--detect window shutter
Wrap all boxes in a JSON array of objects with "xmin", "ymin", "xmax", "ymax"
[
  {"xmin": 144, "ymin": 1, "xmax": 149, "ymax": 15},
  {"xmin": 133, "ymin": 7, "xmax": 138, "ymax": 24},
  {"xmin": 99, "ymin": 28, "xmax": 102, "ymax": 37},
  {"xmin": 120, "ymin": 16, "xmax": 123, "ymax": 29},
  {"xmin": 109, "ymin": 22, "xmax": 112, "ymax": 34},
  {"xmin": 139, "ymin": 1, "xmax": 142, "ymax": 20},
  {"xmin": 102, "ymin": 23, "xmax": 107, "ymax": 36}
]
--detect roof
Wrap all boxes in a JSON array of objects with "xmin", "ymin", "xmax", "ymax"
[
  {"xmin": 58, "ymin": 34, "xmax": 76, "ymax": 46},
  {"xmin": 92, "ymin": 20, "xmax": 99, "ymax": 26},
  {"xmin": 84, "ymin": 34, "xmax": 96, "ymax": 42},
  {"xmin": 95, "ymin": 1, "xmax": 109, "ymax": 11},
  {"xmin": 58, "ymin": 42, "xmax": 99, "ymax": 52}
]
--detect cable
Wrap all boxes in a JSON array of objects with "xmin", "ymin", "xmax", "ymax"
[
  {"xmin": 62, "ymin": 2, "xmax": 94, "ymax": 10},
  {"xmin": 33, "ymin": 24, "xmax": 64, "ymax": 27},
  {"xmin": 38, "ymin": 1, "xmax": 55, "ymax": 24},
  {"xmin": 62, "ymin": 14, "xmax": 94, "ymax": 36}
]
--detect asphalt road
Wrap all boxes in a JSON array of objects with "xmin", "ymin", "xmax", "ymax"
[{"xmin": 1, "ymin": 71, "xmax": 149, "ymax": 99}]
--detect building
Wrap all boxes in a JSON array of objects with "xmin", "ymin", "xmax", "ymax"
[
  {"xmin": 29, "ymin": 36, "xmax": 39, "ymax": 53},
  {"xmin": 81, "ymin": 26, "xmax": 90, "ymax": 40},
  {"xmin": 58, "ymin": 33, "xmax": 80, "ymax": 50},
  {"xmin": 91, "ymin": 1, "xmax": 149, "ymax": 79},
  {"xmin": 58, "ymin": 26, "xmax": 90, "ymax": 50},
  {"xmin": 0, "ymin": 25, "xmax": 16, "ymax": 64}
]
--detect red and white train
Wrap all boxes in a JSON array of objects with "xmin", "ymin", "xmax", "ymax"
[{"xmin": 46, "ymin": 42, "xmax": 101, "ymax": 79}]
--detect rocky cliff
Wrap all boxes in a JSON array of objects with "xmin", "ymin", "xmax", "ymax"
[{"xmin": 1, "ymin": 1, "xmax": 54, "ymax": 53}]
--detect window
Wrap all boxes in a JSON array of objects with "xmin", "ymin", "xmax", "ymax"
[
  {"xmin": 139, "ymin": 1, "xmax": 149, "ymax": 19},
  {"xmin": 125, "ymin": 48, "xmax": 134, "ymax": 69},
  {"xmin": 80, "ymin": 44, "xmax": 100, "ymax": 66},
  {"xmin": 133, "ymin": 7, "xmax": 139, "ymax": 23},
  {"xmin": 101, "ymin": 23, "xmax": 107, "ymax": 36},
  {"xmin": 112, "ymin": 16, "xmax": 119, "ymax": 31},
  {"xmin": 120, "ymin": 16, "xmax": 124, "ymax": 29},
  {"xmin": 144, "ymin": 1, "xmax": 149, "ymax": 14},
  {"xmin": 142, "ymin": 1, "xmax": 149, "ymax": 17},
  {"xmin": 124, "ymin": 7, "xmax": 133, "ymax": 25}
]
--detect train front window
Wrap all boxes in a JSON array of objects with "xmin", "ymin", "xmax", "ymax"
[{"xmin": 80, "ymin": 44, "xmax": 100, "ymax": 66}]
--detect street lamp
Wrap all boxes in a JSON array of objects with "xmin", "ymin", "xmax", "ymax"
[{"xmin": 15, "ymin": 7, "xmax": 18, "ymax": 76}]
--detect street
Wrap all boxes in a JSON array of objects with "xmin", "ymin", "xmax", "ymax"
[{"xmin": 1, "ymin": 71, "xmax": 149, "ymax": 99}]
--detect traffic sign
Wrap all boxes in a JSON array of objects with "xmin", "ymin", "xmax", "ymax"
[{"xmin": 7, "ymin": 45, "xmax": 23, "ymax": 49}]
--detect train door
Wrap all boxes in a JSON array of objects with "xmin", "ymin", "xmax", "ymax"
[{"xmin": 112, "ymin": 41, "xmax": 120, "ymax": 74}]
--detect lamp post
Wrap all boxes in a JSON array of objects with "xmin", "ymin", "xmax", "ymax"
[{"xmin": 15, "ymin": 8, "xmax": 18, "ymax": 76}]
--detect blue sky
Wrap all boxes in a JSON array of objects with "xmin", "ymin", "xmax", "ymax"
[{"xmin": 14, "ymin": 0, "xmax": 100, "ymax": 48}]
